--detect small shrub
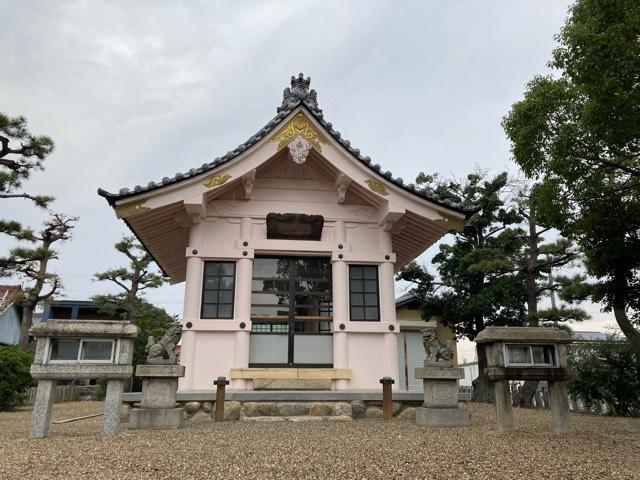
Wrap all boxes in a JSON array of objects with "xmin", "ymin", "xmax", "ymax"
[
  {"xmin": 569, "ymin": 338, "xmax": 640, "ymax": 417},
  {"xmin": 0, "ymin": 346, "xmax": 36, "ymax": 410}
]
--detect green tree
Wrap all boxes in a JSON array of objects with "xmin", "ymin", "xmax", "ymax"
[
  {"xmin": 569, "ymin": 337, "xmax": 640, "ymax": 417},
  {"xmin": 0, "ymin": 346, "xmax": 35, "ymax": 410},
  {"xmin": 93, "ymin": 236, "xmax": 167, "ymax": 325},
  {"xmin": 94, "ymin": 300, "xmax": 175, "ymax": 393},
  {"xmin": 503, "ymin": 0, "xmax": 640, "ymax": 341},
  {"xmin": 397, "ymin": 171, "xmax": 528, "ymax": 402},
  {"xmin": 0, "ymin": 112, "xmax": 55, "ymax": 241},
  {"xmin": 1, "ymin": 213, "xmax": 77, "ymax": 349},
  {"xmin": 506, "ymin": 191, "xmax": 589, "ymax": 407}
]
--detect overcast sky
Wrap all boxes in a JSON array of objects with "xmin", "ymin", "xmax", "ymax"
[{"xmin": 2, "ymin": 1, "xmax": 617, "ymax": 359}]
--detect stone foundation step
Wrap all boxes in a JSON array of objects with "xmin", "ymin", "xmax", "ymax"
[
  {"xmin": 241, "ymin": 415, "xmax": 352, "ymax": 422},
  {"xmin": 254, "ymin": 379, "xmax": 331, "ymax": 390}
]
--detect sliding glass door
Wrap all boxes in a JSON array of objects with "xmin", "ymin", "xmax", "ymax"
[{"xmin": 249, "ymin": 256, "xmax": 333, "ymax": 367}]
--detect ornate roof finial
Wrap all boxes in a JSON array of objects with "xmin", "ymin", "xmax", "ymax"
[{"xmin": 278, "ymin": 73, "xmax": 321, "ymax": 114}]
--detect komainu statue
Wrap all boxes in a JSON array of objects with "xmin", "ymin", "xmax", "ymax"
[
  {"xmin": 146, "ymin": 323, "xmax": 182, "ymax": 364},
  {"xmin": 421, "ymin": 327, "xmax": 453, "ymax": 366}
]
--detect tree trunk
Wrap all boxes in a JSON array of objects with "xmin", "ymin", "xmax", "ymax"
[
  {"xmin": 612, "ymin": 268, "xmax": 640, "ymax": 343},
  {"xmin": 513, "ymin": 380, "xmax": 538, "ymax": 408},
  {"xmin": 516, "ymin": 210, "xmax": 540, "ymax": 407},
  {"xmin": 526, "ymin": 206, "xmax": 539, "ymax": 327},
  {"xmin": 18, "ymin": 303, "xmax": 35, "ymax": 350},
  {"xmin": 471, "ymin": 344, "xmax": 495, "ymax": 403},
  {"xmin": 613, "ymin": 307, "xmax": 640, "ymax": 343}
]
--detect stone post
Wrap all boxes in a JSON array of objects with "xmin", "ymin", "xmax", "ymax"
[
  {"xmin": 29, "ymin": 379, "xmax": 57, "ymax": 439},
  {"xmin": 103, "ymin": 379, "xmax": 124, "ymax": 436},
  {"xmin": 415, "ymin": 366, "xmax": 470, "ymax": 427},
  {"xmin": 493, "ymin": 380, "xmax": 514, "ymax": 433},
  {"xmin": 129, "ymin": 364, "xmax": 186, "ymax": 429},
  {"xmin": 549, "ymin": 381, "xmax": 571, "ymax": 434}
]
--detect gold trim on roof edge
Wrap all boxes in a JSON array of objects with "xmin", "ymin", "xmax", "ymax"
[
  {"xmin": 270, "ymin": 112, "xmax": 328, "ymax": 151},
  {"xmin": 203, "ymin": 174, "xmax": 232, "ymax": 188},
  {"xmin": 365, "ymin": 180, "xmax": 389, "ymax": 196},
  {"xmin": 115, "ymin": 200, "xmax": 150, "ymax": 219}
]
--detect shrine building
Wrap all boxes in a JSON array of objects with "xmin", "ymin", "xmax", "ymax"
[{"xmin": 98, "ymin": 74, "xmax": 472, "ymax": 391}]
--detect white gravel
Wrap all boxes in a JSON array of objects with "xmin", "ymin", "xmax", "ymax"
[{"xmin": 1, "ymin": 401, "xmax": 638, "ymax": 479}]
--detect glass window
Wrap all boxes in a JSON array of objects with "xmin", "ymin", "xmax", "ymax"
[
  {"xmin": 201, "ymin": 261, "xmax": 236, "ymax": 319},
  {"xmin": 80, "ymin": 340, "xmax": 114, "ymax": 361},
  {"xmin": 50, "ymin": 339, "xmax": 80, "ymax": 361},
  {"xmin": 251, "ymin": 256, "xmax": 332, "ymax": 321},
  {"xmin": 506, "ymin": 344, "xmax": 556, "ymax": 367},
  {"xmin": 531, "ymin": 345, "xmax": 555, "ymax": 366},
  {"xmin": 49, "ymin": 339, "xmax": 115, "ymax": 362},
  {"xmin": 349, "ymin": 265, "xmax": 380, "ymax": 321},
  {"xmin": 507, "ymin": 345, "xmax": 531, "ymax": 364}
]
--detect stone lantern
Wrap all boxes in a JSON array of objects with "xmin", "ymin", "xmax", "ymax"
[
  {"xmin": 475, "ymin": 326, "xmax": 572, "ymax": 433},
  {"xmin": 29, "ymin": 320, "xmax": 138, "ymax": 438}
]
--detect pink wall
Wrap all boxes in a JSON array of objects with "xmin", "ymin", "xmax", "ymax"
[{"xmin": 178, "ymin": 143, "xmax": 405, "ymax": 390}]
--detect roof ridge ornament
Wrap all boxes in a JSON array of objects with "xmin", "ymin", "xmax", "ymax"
[{"xmin": 278, "ymin": 73, "xmax": 321, "ymax": 114}]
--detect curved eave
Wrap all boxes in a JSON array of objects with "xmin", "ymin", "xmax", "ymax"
[{"xmin": 98, "ymin": 103, "xmax": 478, "ymax": 219}]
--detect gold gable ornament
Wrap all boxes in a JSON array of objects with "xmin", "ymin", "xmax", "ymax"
[
  {"xmin": 203, "ymin": 174, "xmax": 231, "ymax": 188},
  {"xmin": 365, "ymin": 180, "xmax": 389, "ymax": 196},
  {"xmin": 270, "ymin": 112, "xmax": 328, "ymax": 152}
]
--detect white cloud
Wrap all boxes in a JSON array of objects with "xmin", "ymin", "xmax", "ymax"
[{"xmin": 2, "ymin": 0, "xmax": 589, "ymax": 321}]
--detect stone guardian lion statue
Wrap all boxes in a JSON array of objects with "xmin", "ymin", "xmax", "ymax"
[
  {"xmin": 145, "ymin": 323, "xmax": 182, "ymax": 364},
  {"xmin": 421, "ymin": 327, "xmax": 453, "ymax": 366}
]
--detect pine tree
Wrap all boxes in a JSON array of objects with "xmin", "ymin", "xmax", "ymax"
[
  {"xmin": 93, "ymin": 236, "xmax": 167, "ymax": 325},
  {"xmin": 1, "ymin": 214, "xmax": 77, "ymax": 349},
  {"xmin": 0, "ymin": 112, "xmax": 55, "ymax": 243},
  {"xmin": 397, "ymin": 171, "xmax": 528, "ymax": 402}
]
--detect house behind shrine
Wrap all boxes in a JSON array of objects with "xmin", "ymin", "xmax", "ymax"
[{"xmin": 99, "ymin": 74, "xmax": 473, "ymax": 390}]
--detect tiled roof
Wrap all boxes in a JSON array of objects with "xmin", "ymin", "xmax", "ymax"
[{"xmin": 98, "ymin": 74, "xmax": 475, "ymax": 216}]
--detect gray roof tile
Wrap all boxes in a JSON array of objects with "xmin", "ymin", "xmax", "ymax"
[{"xmin": 98, "ymin": 73, "xmax": 476, "ymax": 216}]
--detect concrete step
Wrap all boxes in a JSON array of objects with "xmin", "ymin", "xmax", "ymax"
[{"xmin": 240, "ymin": 415, "xmax": 352, "ymax": 422}]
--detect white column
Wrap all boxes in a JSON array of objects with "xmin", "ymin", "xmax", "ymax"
[
  {"xmin": 378, "ymin": 229, "xmax": 399, "ymax": 387},
  {"xmin": 233, "ymin": 217, "xmax": 253, "ymax": 389},
  {"xmin": 181, "ymin": 222, "xmax": 204, "ymax": 390},
  {"xmin": 332, "ymin": 221, "xmax": 349, "ymax": 390}
]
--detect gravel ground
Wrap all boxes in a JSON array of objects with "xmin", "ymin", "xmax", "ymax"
[{"xmin": 0, "ymin": 402, "xmax": 638, "ymax": 480}]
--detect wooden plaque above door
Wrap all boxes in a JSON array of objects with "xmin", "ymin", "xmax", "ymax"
[{"xmin": 266, "ymin": 213, "xmax": 324, "ymax": 241}]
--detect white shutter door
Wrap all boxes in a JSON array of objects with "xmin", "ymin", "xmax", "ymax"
[
  {"xmin": 407, "ymin": 332, "xmax": 426, "ymax": 390},
  {"xmin": 397, "ymin": 332, "xmax": 427, "ymax": 391},
  {"xmin": 397, "ymin": 334, "xmax": 407, "ymax": 389}
]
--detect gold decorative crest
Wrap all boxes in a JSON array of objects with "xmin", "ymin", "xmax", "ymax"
[
  {"xmin": 365, "ymin": 180, "xmax": 389, "ymax": 196},
  {"xmin": 203, "ymin": 174, "xmax": 231, "ymax": 188},
  {"xmin": 115, "ymin": 200, "xmax": 149, "ymax": 219},
  {"xmin": 270, "ymin": 112, "xmax": 328, "ymax": 151}
]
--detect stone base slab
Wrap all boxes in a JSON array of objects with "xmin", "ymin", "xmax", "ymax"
[
  {"xmin": 128, "ymin": 407, "xmax": 184, "ymax": 429},
  {"xmin": 415, "ymin": 367, "xmax": 464, "ymax": 380},
  {"xmin": 136, "ymin": 364, "xmax": 185, "ymax": 377},
  {"xmin": 254, "ymin": 379, "xmax": 331, "ymax": 390},
  {"xmin": 415, "ymin": 407, "xmax": 471, "ymax": 427}
]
